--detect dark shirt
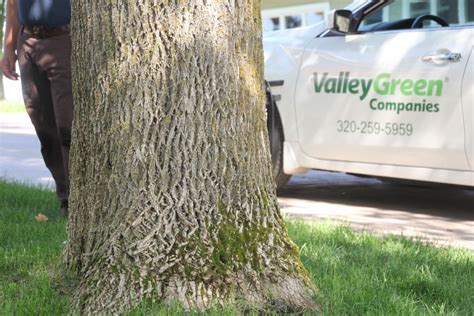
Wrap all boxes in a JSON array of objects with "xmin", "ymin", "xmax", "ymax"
[{"xmin": 17, "ymin": 0, "xmax": 71, "ymax": 26}]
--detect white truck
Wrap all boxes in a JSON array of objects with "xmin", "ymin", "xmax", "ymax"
[{"xmin": 264, "ymin": 0, "xmax": 474, "ymax": 188}]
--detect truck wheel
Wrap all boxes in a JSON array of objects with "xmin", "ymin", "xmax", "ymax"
[{"xmin": 267, "ymin": 95, "xmax": 291, "ymax": 190}]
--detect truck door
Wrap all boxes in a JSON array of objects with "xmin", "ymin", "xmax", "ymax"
[
  {"xmin": 462, "ymin": 47, "xmax": 474, "ymax": 170},
  {"xmin": 294, "ymin": 26, "xmax": 473, "ymax": 171}
]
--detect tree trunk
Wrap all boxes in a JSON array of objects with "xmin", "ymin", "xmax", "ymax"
[{"xmin": 66, "ymin": 0, "xmax": 316, "ymax": 313}]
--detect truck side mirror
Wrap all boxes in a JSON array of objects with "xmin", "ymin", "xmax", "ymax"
[{"xmin": 326, "ymin": 9, "xmax": 355, "ymax": 34}]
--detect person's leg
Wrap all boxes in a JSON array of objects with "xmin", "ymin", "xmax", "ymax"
[
  {"xmin": 17, "ymin": 34, "xmax": 69, "ymax": 211},
  {"xmin": 37, "ymin": 33, "xmax": 74, "ymax": 214}
]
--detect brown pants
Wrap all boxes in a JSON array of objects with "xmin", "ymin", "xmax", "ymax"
[{"xmin": 17, "ymin": 31, "xmax": 73, "ymax": 206}]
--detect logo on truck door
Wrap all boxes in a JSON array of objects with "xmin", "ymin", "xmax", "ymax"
[{"xmin": 314, "ymin": 72, "xmax": 442, "ymax": 114}]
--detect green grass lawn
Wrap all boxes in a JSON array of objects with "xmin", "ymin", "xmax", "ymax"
[
  {"xmin": 0, "ymin": 100, "xmax": 25, "ymax": 112},
  {"xmin": 1, "ymin": 179, "xmax": 473, "ymax": 315}
]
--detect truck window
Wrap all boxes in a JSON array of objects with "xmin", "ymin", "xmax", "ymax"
[{"xmin": 359, "ymin": 0, "xmax": 474, "ymax": 31}]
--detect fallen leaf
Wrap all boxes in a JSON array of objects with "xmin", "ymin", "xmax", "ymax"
[{"xmin": 35, "ymin": 213, "xmax": 48, "ymax": 222}]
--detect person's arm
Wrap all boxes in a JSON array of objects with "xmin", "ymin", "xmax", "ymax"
[{"xmin": 1, "ymin": 0, "xmax": 21, "ymax": 80}]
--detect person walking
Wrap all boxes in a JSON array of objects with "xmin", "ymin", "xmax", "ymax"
[{"xmin": 1, "ymin": 0, "xmax": 73, "ymax": 216}]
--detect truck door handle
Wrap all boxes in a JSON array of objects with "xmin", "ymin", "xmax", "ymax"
[{"xmin": 422, "ymin": 52, "xmax": 462, "ymax": 64}]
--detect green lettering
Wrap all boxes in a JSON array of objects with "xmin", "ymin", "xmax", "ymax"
[
  {"xmin": 414, "ymin": 80, "xmax": 427, "ymax": 96},
  {"xmin": 348, "ymin": 79, "xmax": 359, "ymax": 94},
  {"xmin": 397, "ymin": 102, "xmax": 405, "ymax": 114},
  {"xmin": 386, "ymin": 102, "xmax": 397, "ymax": 111},
  {"xmin": 343, "ymin": 72, "xmax": 350, "ymax": 93},
  {"xmin": 325, "ymin": 77, "xmax": 338, "ymax": 93},
  {"xmin": 369, "ymin": 98, "xmax": 378, "ymax": 110},
  {"xmin": 400, "ymin": 80, "xmax": 414, "ymax": 96},
  {"xmin": 374, "ymin": 73, "xmax": 391, "ymax": 95},
  {"xmin": 414, "ymin": 102, "xmax": 422, "ymax": 112},
  {"xmin": 314, "ymin": 72, "xmax": 443, "ymax": 102},
  {"xmin": 360, "ymin": 79, "xmax": 373, "ymax": 101},
  {"xmin": 390, "ymin": 79, "xmax": 401, "ymax": 95},
  {"xmin": 314, "ymin": 72, "xmax": 328, "ymax": 93},
  {"xmin": 428, "ymin": 80, "xmax": 443, "ymax": 96},
  {"xmin": 337, "ymin": 72, "xmax": 344, "ymax": 93}
]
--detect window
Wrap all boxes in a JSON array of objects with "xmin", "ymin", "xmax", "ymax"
[
  {"xmin": 359, "ymin": 0, "xmax": 474, "ymax": 31},
  {"xmin": 262, "ymin": 3, "xmax": 330, "ymax": 32},
  {"xmin": 437, "ymin": 0, "xmax": 458, "ymax": 24},
  {"xmin": 263, "ymin": 17, "xmax": 280, "ymax": 32},
  {"xmin": 409, "ymin": 0, "xmax": 430, "ymax": 18},
  {"xmin": 285, "ymin": 15, "xmax": 303, "ymax": 29},
  {"xmin": 363, "ymin": 9, "xmax": 384, "ymax": 25},
  {"xmin": 463, "ymin": 0, "xmax": 474, "ymax": 23}
]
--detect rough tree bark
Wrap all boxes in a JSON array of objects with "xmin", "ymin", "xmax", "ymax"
[{"xmin": 66, "ymin": 0, "xmax": 316, "ymax": 313}]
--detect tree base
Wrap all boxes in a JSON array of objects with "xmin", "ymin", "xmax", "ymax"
[{"xmin": 69, "ymin": 269, "xmax": 317, "ymax": 314}]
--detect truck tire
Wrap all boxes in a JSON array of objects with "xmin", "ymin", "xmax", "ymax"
[{"xmin": 266, "ymin": 93, "xmax": 291, "ymax": 190}]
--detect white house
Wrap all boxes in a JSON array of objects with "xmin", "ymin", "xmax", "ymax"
[
  {"xmin": 262, "ymin": 0, "xmax": 474, "ymax": 32},
  {"xmin": 262, "ymin": 0, "xmax": 351, "ymax": 32}
]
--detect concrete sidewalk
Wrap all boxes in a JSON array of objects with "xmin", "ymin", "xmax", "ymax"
[
  {"xmin": 0, "ymin": 113, "xmax": 53, "ymax": 187},
  {"xmin": 280, "ymin": 176, "xmax": 474, "ymax": 251}
]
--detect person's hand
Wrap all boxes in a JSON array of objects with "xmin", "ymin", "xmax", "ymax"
[{"xmin": 1, "ymin": 48, "xmax": 19, "ymax": 80}]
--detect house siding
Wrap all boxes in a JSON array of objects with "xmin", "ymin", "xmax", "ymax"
[{"xmin": 262, "ymin": 0, "xmax": 352, "ymax": 10}]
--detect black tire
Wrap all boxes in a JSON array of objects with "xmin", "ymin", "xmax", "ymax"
[{"xmin": 266, "ymin": 93, "xmax": 291, "ymax": 190}]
